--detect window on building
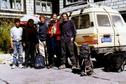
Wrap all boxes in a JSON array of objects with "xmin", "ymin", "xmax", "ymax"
[
  {"xmin": 121, "ymin": 14, "xmax": 126, "ymax": 22},
  {"xmin": 94, "ymin": 0, "xmax": 105, "ymax": 2},
  {"xmin": 35, "ymin": 0, "xmax": 52, "ymax": 14},
  {"xmin": 0, "ymin": 0, "xmax": 25, "ymax": 12},
  {"xmin": 120, "ymin": 11, "xmax": 126, "ymax": 22},
  {"xmin": 64, "ymin": 0, "xmax": 87, "ymax": 7}
]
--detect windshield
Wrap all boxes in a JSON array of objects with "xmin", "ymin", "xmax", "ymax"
[{"xmin": 97, "ymin": 14, "xmax": 110, "ymax": 27}]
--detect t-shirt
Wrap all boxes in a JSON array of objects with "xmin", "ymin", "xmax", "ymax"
[{"xmin": 10, "ymin": 26, "xmax": 23, "ymax": 41}]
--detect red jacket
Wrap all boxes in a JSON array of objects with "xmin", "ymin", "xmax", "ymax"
[{"xmin": 47, "ymin": 20, "xmax": 61, "ymax": 40}]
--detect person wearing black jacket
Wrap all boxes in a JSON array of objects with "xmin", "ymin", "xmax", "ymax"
[
  {"xmin": 37, "ymin": 15, "xmax": 48, "ymax": 65},
  {"xmin": 59, "ymin": 13, "xmax": 77, "ymax": 69},
  {"xmin": 22, "ymin": 19, "xmax": 38, "ymax": 67}
]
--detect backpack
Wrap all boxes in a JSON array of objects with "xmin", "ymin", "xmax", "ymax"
[{"xmin": 34, "ymin": 53, "xmax": 45, "ymax": 69}]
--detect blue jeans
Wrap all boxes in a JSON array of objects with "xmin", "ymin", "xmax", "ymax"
[{"xmin": 12, "ymin": 41, "xmax": 23, "ymax": 65}]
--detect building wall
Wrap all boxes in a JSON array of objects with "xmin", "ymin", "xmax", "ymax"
[
  {"xmin": 0, "ymin": 0, "xmax": 26, "ymax": 18},
  {"xmin": 0, "ymin": 0, "xmax": 53, "ymax": 18},
  {"xmin": 95, "ymin": 0, "xmax": 126, "ymax": 21},
  {"xmin": 60, "ymin": 0, "xmax": 126, "ymax": 13},
  {"xmin": 26, "ymin": 0, "xmax": 34, "ymax": 15},
  {"xmin": 95, "ymin": 0, "xmax": 126, "ymax": 11}
]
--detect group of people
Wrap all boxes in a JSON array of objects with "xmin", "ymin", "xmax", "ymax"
[{"xmin": 10, "ymin": 13, "xmax": 77, "ymax": 70}]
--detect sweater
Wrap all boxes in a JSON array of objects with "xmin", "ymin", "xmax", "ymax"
[{"xmin": 60, "ymin": 20, "xmax": 76, "ymax": 42}]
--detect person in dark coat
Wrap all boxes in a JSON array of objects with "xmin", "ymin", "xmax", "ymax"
[
  {"xmin": 59, "ymin": 13, "xmax": 77, "ymax": 69},
  {"xmin": 22, "ymin": 19, "xmax": 38, "ymax": 67}
]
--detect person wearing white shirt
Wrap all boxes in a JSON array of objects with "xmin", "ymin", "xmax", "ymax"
[{"xmin": 10, "ymin": 19, "xmax": 23, "ymax": 69}]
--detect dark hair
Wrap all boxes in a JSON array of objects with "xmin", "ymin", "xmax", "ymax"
[
  {"xmin": 50, "ymin": 20, "xmax": 55, "ymax": 23},
  {"xmin": 14, "ymin": 18, "xmax": 20, "ymax": 23},
  {"xmin": 49, "ymin": 20, "xmax": 56, "ymax": 27},
  {"xmin": 61, "ymin": 13, "xmax": 69, "ymax": 19},
  {"xmin": 28, "ymin": 19, "xmax": 34, "ymax": 24},
  {"xmin": 51, "ymin": 13, "xmax": 57, "ymax": 18}
]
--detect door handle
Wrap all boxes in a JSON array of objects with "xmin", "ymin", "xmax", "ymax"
[{"xmin": 116, "ymin": 34, "xmax": 119, "ymax": 36}]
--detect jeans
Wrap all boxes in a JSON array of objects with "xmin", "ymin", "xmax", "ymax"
[
  {"xmin": 12, "ymin": 41, "xmax": 23, "ymax": 65},
  {"xmin": 47, "ymin": 37, "xmax": 61, "ymax": 66},
  {"xmin": 61, "ymin": 40, "xmax": 76, "ymax": 66}
]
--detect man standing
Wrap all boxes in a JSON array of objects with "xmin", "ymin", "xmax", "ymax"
[
  {"xmin": 38, "ymin": 15, "xmax": 48, "ymax": 65},
  {"xmin": 22, "ymin": 19, "xmax": 38, "ymax": 68},
  {"xmin": 59, "ymin": 13, "xmax": 77, "ymax": 69},
  {"xmin": 10, "ymin": 19, "xmax": 23, "ymax": 69},
  {"xmin": 47, "ymin": 13, "xmax": 61, "ymax": 68}
]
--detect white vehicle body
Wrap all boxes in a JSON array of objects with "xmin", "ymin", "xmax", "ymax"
[{"xmin": 62, "ymin": 4, "xmax": 126, "ymax": 54}]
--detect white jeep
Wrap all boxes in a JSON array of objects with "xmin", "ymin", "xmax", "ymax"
[{"xmin": 61, "ymin": 4, "xmax": 126, "ymax": 61}]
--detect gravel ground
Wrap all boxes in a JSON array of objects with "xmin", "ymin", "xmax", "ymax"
[{"xmin": 0, "ymin": 54, "xmax": 126, "ymax": 84}]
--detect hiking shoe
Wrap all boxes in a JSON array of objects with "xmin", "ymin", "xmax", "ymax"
[
  {"xmin": 59, "ymin": 64, "xmax": 66, "ymax": 69},
  {"xmin": 80, "ymin": 71, "xmax": 87, "ymax": 76},
  {"xmin": 72, "ymin": 65, "xmax": 77, "ymax": 70},
  {"xmin": 19, "ymin": 64, "xmax": 24, "ymax": 68},
  {"xmin": 47, "ymin": 65, "xmax": 53, "ymax": 69},
  {"xmin": 11, "ymin": 65, "xmax": 16, "ymax": 69}
]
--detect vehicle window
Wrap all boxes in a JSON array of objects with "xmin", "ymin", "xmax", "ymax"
[
  {"xmin": 80, "ymin": 14, "xmax": 90, "ymax": 29},
  {"xmin": 97, "ymin": 15, "xmax": 110, "ymax": 27},
  {"xmin": 71, "ymin": 16, "xmax": 79, "ymax": 29},
  {"xmin": 112, "ymin": 15, "xmax": 123, "ymax": 27}
]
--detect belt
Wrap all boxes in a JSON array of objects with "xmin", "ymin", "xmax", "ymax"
[{"xmin": 13, "ymin": 40, "xmax": 22, "ymax": 42}]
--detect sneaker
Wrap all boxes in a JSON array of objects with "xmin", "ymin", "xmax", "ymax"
[
  {"xmin": 80, "ymin": 71, "xmax": 87, "ymax": 76},
  {"xmin": 47, "ymin": 65, "xmax": 53, "ymax": 69},
  {"xmin": 18, "ymin": 64, "xmax": 24, "ymax": 68},
  {"xmin": 11, "ymin": 65, "xmax": 16, "ymax": 69},
  {"xmin": 59, "ymin": 64, "xmax": 66, "ymax": 69},
  {"xmin": 72, "ymin": 65, "xmax": 76, "ymax": 70}
]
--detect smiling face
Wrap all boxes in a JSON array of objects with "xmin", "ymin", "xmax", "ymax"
[
  {"xmin": 14, "ymin": 19, "xmax": 20, "ymax": 28},
  {"xmin": 52, "ymin": 14, "xmax": 57, "ymax": 21},
  {"xmin": 15, "ymin": 21, "xmax": 20, "ymax": 28},
  {"xmin": 40, "ymin": 16, "xmax": 45, "ymax": 23},
  {"xmin": 62, "ymin": 13, "xmax": 69, "ymax": 21}
]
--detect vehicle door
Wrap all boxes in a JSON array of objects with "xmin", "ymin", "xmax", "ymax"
[
  {"xmin": 95, "ymin": 13, "xmax": 115, "ymax": 47},
  {"xmin": 111, "ymin": 14, "xmax": 126, "ymax": 47}
]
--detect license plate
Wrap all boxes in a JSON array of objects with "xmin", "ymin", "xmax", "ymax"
[{"xmin": 101, "ymin": 37, "xmax": 112, "ymax": 43}]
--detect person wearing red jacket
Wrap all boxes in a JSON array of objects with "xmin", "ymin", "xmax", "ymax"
[{"xmin": 47, "ymin": 13, "xmax": 61, "ymax": 68}]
